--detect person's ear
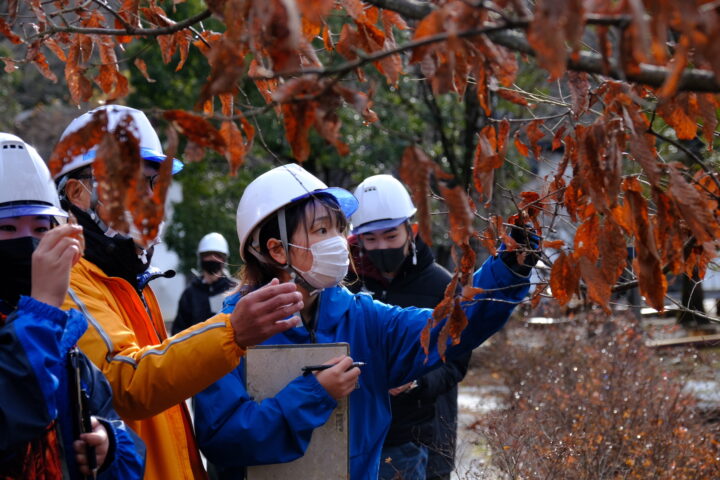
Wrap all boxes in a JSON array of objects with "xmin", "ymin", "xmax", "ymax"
[
  {"xmin": 266, "ymin": 238, "xmax": 287, "ymax": 265},
  {"xmin": 64, "ymin": 178, "xmax": 89, "ymax": 210}
]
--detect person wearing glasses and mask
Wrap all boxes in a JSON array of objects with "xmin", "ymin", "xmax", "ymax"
[
  {"xmin": 347, "ymin": 174, "xmax": 471, "ymax": 480},
  {"xmin": 0, "ymin": 133, "xmax": 145, "ymax": 479},
  {"xmin": 172, "ymin": 233, "xmax": 237, "ymax": 335},
  {"xmin": 193, "ymin": 163, "xmax": 536, "ymax": 480},
  {"xmin": 53, "ymin": 105, "xmax": 304, "ymax": 480}
]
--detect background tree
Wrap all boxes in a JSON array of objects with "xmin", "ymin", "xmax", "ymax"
[{"xmin": 2, "ymin": 0, "xmax": 720, "ymax": 335}]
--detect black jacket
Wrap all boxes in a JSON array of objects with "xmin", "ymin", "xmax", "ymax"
[
  {"xmin": 348, "ymin": 235, "xmax": 471, "ymax": 474},
  {"xmin": 172, "ymin": 275, "xmax": 237, "ymax": 335}
]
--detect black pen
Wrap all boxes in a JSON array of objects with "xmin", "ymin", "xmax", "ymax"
[{"xmin": 302, "ymin": 362, "xmax": 366, "ymax": 376}]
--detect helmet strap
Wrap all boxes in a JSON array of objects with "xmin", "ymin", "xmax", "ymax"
[
  {"xmin": 277, "ymin": 208, "xmax": 291, "ymax": 265},
  {"xmin": 404, "ymin": 221, "xmax": 417, "ymax": 265},
  {"xmin": 248, "ymin": 209, "xmax": 319, "ymax": 295},
  {"xmin": 278, "ymin": 208, "xmax": 320, "ymax": 296},
  {"xmin": 59, "ymin": 174, "xmax": 104, "ymax": 230},
  {"xmin": 81, "ymin": 180, "xmax": 108, "ymax": 234}
]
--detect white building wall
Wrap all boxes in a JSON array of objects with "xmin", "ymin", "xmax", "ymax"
[{"xmin": 150, "ymin": 182, "xmax": 186, "ymax": 325}]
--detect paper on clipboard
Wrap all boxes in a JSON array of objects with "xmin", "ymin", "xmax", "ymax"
[{"xmin": 245, "ymin": 343, "xmax": 350, "ymax": 480}]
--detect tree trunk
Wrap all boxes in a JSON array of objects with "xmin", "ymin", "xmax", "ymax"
[{"xmin": 678, "ymin": 269, "xmax": 708, "ymax": 327}]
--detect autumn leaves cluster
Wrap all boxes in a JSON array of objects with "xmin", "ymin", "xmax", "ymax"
[{"xmin": 4, "ymin": 0, "xmax": 720, "ymax": 319}]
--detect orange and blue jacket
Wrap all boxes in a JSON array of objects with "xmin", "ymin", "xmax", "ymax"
[{"xmin": 62, "ymin": 258, "xmax": 245, "ymax": 480}]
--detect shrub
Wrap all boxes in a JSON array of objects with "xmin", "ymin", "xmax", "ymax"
[{"xmin": 469, "ymin": 313, "xmax": 720, "ymax": 480}]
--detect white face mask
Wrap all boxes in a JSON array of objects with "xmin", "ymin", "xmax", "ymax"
[{"xmin": 288, "ymin": 236, "xmax": 349, "ymax": 289}]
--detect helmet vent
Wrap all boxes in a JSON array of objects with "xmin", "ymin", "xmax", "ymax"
[{"xmin": 2, "ymin": 143, "xmax": 25, "ymax": 150}]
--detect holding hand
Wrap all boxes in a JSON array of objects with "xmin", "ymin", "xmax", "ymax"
[
  {"xmin": 31, "ymin": 223, "xmax": 84, "ymax": 308},
  {"xmin": 230, "ymin": 278, "xmax": 303, "ymax": 348},
  {"xmin": 315, "ymin": 356, "xmax": 362, "ymax": 400},
  {"xmin": 389, "ymin": 381, "xmax": 416, "ymax": 396},
  {"xmin": 73, "ymin": 416, "xmax": 109, "ymax": 476},
  {"xmin": 499, "ymin": 221, "xmax": 540, "ymax": 276}
]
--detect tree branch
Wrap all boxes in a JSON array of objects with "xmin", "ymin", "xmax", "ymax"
[
  {"xmin": 90, "ymin": 0, "xmax": 134, "ymax": 31},
  {"xmin": 421, "ymin": 79, "xmax": 461, "ymax": 178},
  {"xmin": 649, "ymin": 127, "xmax": 720, "ymax": 195},
  {"xmin": 251, "ymin": 21, "xmax": 525, "ymax": 80},
  {"xmin": 40, "ymin": 8, "xmax": 211, "ymax": 37},
  {"xmin": 462, "ymin": 83, "xmax": 481, "ymax": 191},
  {"xmin": 364, "ymin": 0, "xmax": 435, "ymax": 19},
  {"xmin": 364, "ymin": 0, "xmax": 720, "ymax": 93},
  {"xmin": 487, "ymin": 30, "xmax": 720, "ymax": 92}
]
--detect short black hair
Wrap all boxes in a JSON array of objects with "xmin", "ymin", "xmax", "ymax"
[{"xmin": 56, "ymin": 165, "xmax": 93, "ymax": 209}]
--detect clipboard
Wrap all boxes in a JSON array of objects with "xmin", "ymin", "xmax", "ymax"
[{"xmin": 245, "ymin": 343, "xmax": 350, "ymax": 480}]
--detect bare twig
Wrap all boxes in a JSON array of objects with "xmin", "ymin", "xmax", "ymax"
[
  {"xmin": 251, "ymin": 21, "xmax": 526, "ymax": 80},
  {"xmin": 361, "ymin": 0, "xmax": 720, "ymax": 93},
  {"xmin": 39, "ymin": 9, "xmax": 211, "ymax": 37},
  {"xmin": 649, "ymin": 127, "xmax": 720, "ymax": 195},
  {"xmin": 90, "ymin": 0, "xmax": 134, "ymax": 31}
]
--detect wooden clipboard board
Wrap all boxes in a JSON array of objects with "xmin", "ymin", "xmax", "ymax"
[{"xmin": 245, "ymin": 343, "xmax": 350, "ymax": 480}]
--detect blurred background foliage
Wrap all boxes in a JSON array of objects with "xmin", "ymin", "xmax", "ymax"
[{"xmin": 0, "ymin": 0, "xmax": 541, "ymax": 275}]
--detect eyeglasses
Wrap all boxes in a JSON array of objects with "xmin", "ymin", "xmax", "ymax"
[
  {"xmin": 73, "ymin": 174, "xmax": 159, "ymax": 191},
  {"xmin": 144, "ymin": 174, "xmax": 159, "ymax": 191}
]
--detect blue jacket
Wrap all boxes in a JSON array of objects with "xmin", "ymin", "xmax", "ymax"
[
  {"xmin": 0, "ymin": 296, "xmax": 145, "ymax": 479},
  {"xmin": 194, "ymin": 255, "xmax": 529, "ymax": 479}
]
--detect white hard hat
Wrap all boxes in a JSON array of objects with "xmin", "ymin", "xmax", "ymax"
[
  {"xmin": 350, "ymin": 174, "xmax": 417, "ymax": 234},
  {"xmin": 0, "ymin": 133, "xmax": 67, "ymax": 220},
  {"xmin": 198, "ymin": 232, "xmax": 230, "ymax": 256},
  {"xmin": 236, "ymin": 163, "xmax": 358, "ymax": 261},
  {"xmin": 53, "ymin": 104, "xmax": 183, "ymax": 180}
]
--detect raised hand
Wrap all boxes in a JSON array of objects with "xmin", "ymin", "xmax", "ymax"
[
  {"xmin": 230, "ymin": 278, "xmax": 304, "ymax": 348},
  {"xmin": 31, "ymin": 223, "xmax": 84, "ymax": 308},
  {"xmin": 500, "ymin": 221, "xmax": 540, "ymax": 276}
]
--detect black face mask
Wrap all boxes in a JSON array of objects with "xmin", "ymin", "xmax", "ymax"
[
  {"xmin": 0, "ymin": 237, "xmax": 41, "ymax": 307},
  {"xmin": 70, "ymin": 205, "xmax": 151, "ymax": 288},
  {"xmin": 366, "ymin": 246, "xmax": 407, "ymax": 274},
  {"xmin": 201, "ymin": 260, "xmax": 223, "ymax": 275}
]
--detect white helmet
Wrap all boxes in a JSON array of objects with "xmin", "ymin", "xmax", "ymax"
[
  {"xmin": 0, "ymin": 133, "xmax": 67, "ymax": 220},
  {"xmin": 53, "ymin": 104, "xmax": 183, "ymax": 180},
  {"xmin": 198, "ymin": 232, "xmax": 230, "ymax": 257},
  {"xmin": 236, "ymin": 163, "xmax": 358, "ymax": 261},
  {"xmin": 350, "ymin": 174, "xmax": 417, "ymax": 234}
]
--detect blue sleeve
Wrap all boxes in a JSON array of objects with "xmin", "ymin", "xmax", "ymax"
[
  {"xmin": 81, "ymin": 350, "xmax": 145, "ymax": 480},
  {"xmin": 194, "ymin": 363, "xmax": 337, "ymax": 467},
  {"xmin": 96, "ymin": 418, "xmax": 146, "ymax": 480},
  {"xmin": 381, "ymin": 255, "xmax": 530, "ymax": 387},
  {"xmin": 0, "ymin": 296, "xmax": 68, "ymax": 457}
]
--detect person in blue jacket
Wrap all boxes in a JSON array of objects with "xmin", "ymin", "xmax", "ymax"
[
  {"xmin": 194, "ymin": 164, "xmax": 534, "ymax": 479},
  {"xmin": 0, "ymin": 133, "xmax": 145, "ymax": 479}
]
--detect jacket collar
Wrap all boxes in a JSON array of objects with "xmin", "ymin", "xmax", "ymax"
[{"xmin": 223, "ymin": 284, "xmax": 355, "ymax": 341}]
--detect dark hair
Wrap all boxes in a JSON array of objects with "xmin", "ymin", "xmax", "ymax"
[
  {"xmin": 56, "ymin": 165, "xmax": 93, "ymax": 210},
  {"xmin": 56, "ymin": 165, "xmax": 93, "ymax": 186},
  {"xmin": 239, "ymin": 194, "xmax": 348, "ymax": 287}
]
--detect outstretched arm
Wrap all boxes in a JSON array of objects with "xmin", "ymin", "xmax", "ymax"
[
  {"xmin": 65, "ymin": 278, "xmax": 303, "ymax": 420},
  {"xmin": 377, "ymin": 254, "xmax": 531, "ymax": 389}
]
